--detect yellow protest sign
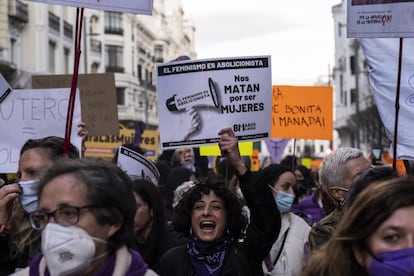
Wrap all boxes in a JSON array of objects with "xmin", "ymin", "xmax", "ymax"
[
  {"xmin": 271, "ymin": 86, "xmax": 333, "ymax": 140},
  {"xmin": 301, "ymin": 157, "xmax": 312, "ymax": 169},
  {"xmin": 199, "ymin": 142, "xmax": 253, "ymax": 156},
  {"xmin": 85, "ymin": 125, "xmax": 159, "ymax": 161},
  {"xmin": 84, "ymin": 124, "xmax": 134, "ymax": 160},
  {"xmin": 140, "ymin": 130, "xmax": 159, "ymax": 161}
]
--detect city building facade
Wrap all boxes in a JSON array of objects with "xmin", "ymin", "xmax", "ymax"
[
  {"xmin": 1, "ymin": 0, "xmax": 195, "ymax": 132},
  {"xmin": 331, "ymin": 0, "xmax": 389, "ymax": 153}
]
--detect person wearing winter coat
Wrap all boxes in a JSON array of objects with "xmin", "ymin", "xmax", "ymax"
[{"xmin": 158, "ymin": 128, "xmax": 281, "ymax": 276}]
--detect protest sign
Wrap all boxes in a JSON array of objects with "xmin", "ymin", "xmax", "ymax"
[
  {"xmin": 0, "ymin": 88, "xmax": 82, "ymax": 173},
  {"xmin": 271, "ymin": 86, "xmax": 333, "ymax": 140},
  {"xmin": 347, "ymin": 1, "xmax": 414, "ymax": 38},
  {"xmin": 139, "ymin": 130, "xmax": 159, "ymax": 161},
  {"xmin": 199, "ymin": 142, "xmax": 253, "ymax": 156},
  {"xmin": 116, "ymin": 145, "xmax": 160, "ymax": 185},
  {"xmin": 156, "ymin": 56, "xmax": 272, "ymax": 149},
  {"xmin": 84, "ymin": 123, "xmax": 134, "ymax": 160},
  {"xmin": 0, "ymin": 74, "xmax": 12, "ymax": 104},
  {"xmin": 32, "ymin": 73, "xmax": 118, "ymax": 136},
  {"xmin": 24, "ymin": 0, "xmax": 153, "ymax": 15},
  {"xmin": 85, "ymin": 127, "xmax": 159, "ymax": 161}
]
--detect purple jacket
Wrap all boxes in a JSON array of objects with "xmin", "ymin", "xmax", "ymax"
[{"xmin": 292, "ymin": 192, "xmax": 325, "ymax": 225}]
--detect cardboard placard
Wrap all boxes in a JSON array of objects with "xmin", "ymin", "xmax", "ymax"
[{"xmin": 32, "ymin": 73, "xmax": 118, "ymax": 136}]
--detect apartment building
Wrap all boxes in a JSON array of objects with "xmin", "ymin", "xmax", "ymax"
[
  {"xmin": 332, "ymin": 0, "xmax": 389, "ymax": 152},
  {"xmin": 0, "ymin": 0, "xmax": 195, "ymax": 131}
]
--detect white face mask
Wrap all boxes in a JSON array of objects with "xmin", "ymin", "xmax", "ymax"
[
  {"xmin": 19, "ymin": 179, "xmax": 39, "ymax": 213},
  {"xmin": 41, "ymin": 223, "xmax": 107, "ymax": 276}
]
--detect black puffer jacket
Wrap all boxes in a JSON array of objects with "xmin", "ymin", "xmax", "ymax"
[{"xmin": 159, "ymin": 170, "xmax": 281, "ymax": 276}]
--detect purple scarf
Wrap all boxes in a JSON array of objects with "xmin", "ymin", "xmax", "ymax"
[
  {"xmin": 188, "ymin": 234, "xmax": 230, "ymax": 276},
  {"xmin": 28, "ymin": 249, "xmax": 148, "ymax": 276}
]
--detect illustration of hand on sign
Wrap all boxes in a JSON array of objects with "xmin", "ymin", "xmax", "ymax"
[{"xmin": 166, "ymin": 77, "xmax": 220, "ymax": 141}]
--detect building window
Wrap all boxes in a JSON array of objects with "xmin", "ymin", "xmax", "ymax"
[
  {"xmin": 10, "ymin": 38, "xmax": 16, "ymax": 64},
  {"xmin": 344, "ymin": 90, "xmax": 348, "ymax": 106},
  {"xmin": 63, "ymin": 21, "xmax": 73, "ymax": 38},
  {"xmin": 145, "ymin": 69, "xmax": 149, "ymax": 86},
  {"xmin": 319, "ymin": 145, "xmax": 324, "ymax": 153},
  {"xmin": 90, "ymin": 15, "xmax": 99, "ymax": 34},
  {"xmin": 350, "ymin": 56, "xmax": 356, "ymax": 75},
  {"xmin": 104, "ymin": 12, "xmax": 123, "ymax": 35},
  {"xmin": 64, "ymin": 48, "xmax": 70, "ymax": 74},
  {"xmin": 91, "ymin": 62, "xmax": 99, "ymax": 73},
  {"xmin": 49, "ymin": 41, "xmax": 56, "ymax": 73},
  {"xmin": 351, "ymin": 88, "xmax": 357, "ymax": 105},
  {"xmin": 105, "ymin": 45, "xmax": 124, "ymax": 72},
  {"xmin": 48, "ymin": 11, "xmax": 60, "ymax": 32},
  {"xmin": 138, "ymin": 64, "xmax": 142, "ymax": 81},
  {"xmin": 116, "ymin": 87, "xmax": 125, "ymax": 105},
  {"xmin": 154, "ymin": 45, "xmax": 163, "ymax": 63}
]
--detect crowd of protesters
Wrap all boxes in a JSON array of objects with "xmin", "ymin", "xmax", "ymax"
[{"xmin": 1, "ymin": 124, "xmax": 413, "ymax": 276}]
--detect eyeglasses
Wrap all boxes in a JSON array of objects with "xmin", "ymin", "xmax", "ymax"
[
  {"xmin": 330, "ymin": 186, "xmax": 349, "ymax": 192},
  {"xmin": 29, "ymin": 205, "xmax": 101, "ymax": 230}
]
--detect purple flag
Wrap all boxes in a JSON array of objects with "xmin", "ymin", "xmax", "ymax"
[{"xmin": 264, "ymin": 138, "xmax": 290, "ymax": 164}]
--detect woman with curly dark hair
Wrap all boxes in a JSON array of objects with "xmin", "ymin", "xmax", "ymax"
[{"xmin": 159, "ymin": 128, "xmax": 281, "ymax": 276}]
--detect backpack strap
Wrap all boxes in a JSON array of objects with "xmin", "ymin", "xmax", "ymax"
[{"xmin": 273, "ymin": 227, "xmax": 290, "ymax": 266}]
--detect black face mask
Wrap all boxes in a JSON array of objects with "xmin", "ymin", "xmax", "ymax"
[{"xmin": 293, "ymin": 183, "xmax": 307, "ymax": 198}]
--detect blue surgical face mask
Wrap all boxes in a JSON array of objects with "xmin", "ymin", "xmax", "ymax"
[
  {"xmin": 19, "ymin": 179, "xmax": 39, "ymax": 213},
  {"xmin": 268, "ymin": 185, "xmax": 295, "ymax": 213},
  {"xmin": 275, "ymin": 191, "xmax": 295, "ymax": 213},
  {"xmin": 368, "ymin": 247, "xmax": 414, "ymax": 276}
]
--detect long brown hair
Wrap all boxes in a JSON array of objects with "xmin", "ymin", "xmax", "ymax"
[{"xmin": 302, "ymin": 176, "xmax": 414, "ymax": 276}]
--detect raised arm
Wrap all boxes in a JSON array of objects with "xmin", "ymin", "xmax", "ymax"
[
  {"xmin": 217, "ymin": 128, "xmax": 281, "ymax": 270},
  {"xmin": 217, "ymin": 127, "xmax": 247, "ymax": 175}
]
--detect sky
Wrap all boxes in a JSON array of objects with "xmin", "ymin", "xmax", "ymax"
[{"xmin": 180, "ymin": 0, "xmax": 342, "ymax": 86}]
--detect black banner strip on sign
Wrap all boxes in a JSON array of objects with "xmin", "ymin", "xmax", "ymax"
[{"xmin": 158, "ymin": 57, "xmax": 269, "ymax": 76}]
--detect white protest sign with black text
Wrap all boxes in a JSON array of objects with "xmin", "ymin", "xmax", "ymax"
[
  {"xmin": 24, "ymin": 0, "xmax": 153, "ymax": 15},
  {"xmin": 116, "ymin": 146, "xmax": 160, "ymax": 185},
  {"xmin": 156, "ymin": 56, "xmax": 272, "ymax": 149},
  {"xmin": 348, "ymin": 1, "xmax": 414, "ymax": 38},
  {"xmin": 0, "ymin": 88, "xmax": 82, "ymax": 173}
]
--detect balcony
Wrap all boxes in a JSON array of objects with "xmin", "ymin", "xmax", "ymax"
[
  {"xmin": 8, "ymin": 0, "xmax": 29, "ymax": 24},
  {"xmin": 48, "ymin": 12, "xmax": 60, "ymax": 33},
  {"xmin": 105, "ymin": 66, "xmax": 124, "ymax": 73},
  {"xmin": 104, "ymin": 27, "xmax": 123, "ymax": 35}
]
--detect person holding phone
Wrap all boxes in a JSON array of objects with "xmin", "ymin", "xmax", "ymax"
[{"xmin": 371, "ymin": 146, "xmax": 384, "ymax": 166}]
